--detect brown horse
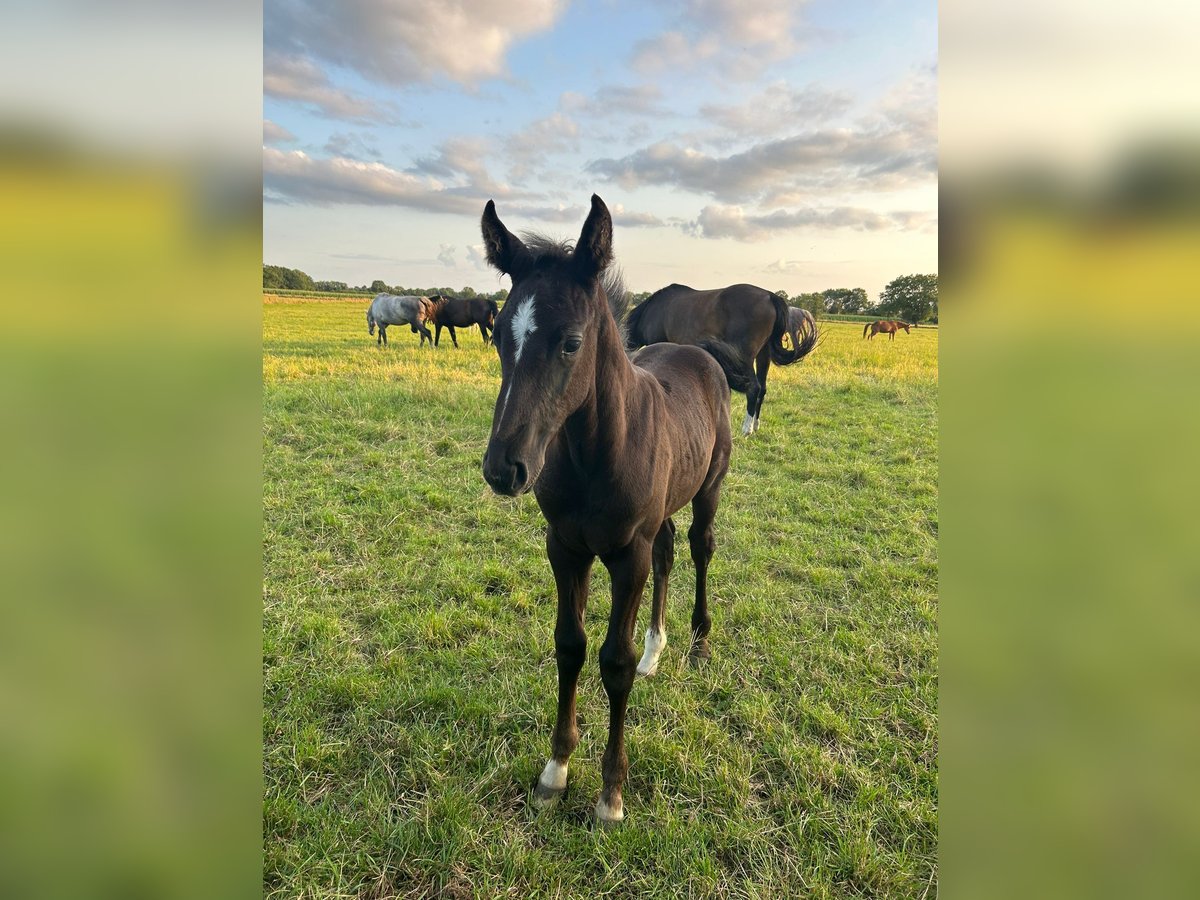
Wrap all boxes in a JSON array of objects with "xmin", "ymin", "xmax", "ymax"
[
  {"xmin": 625, "ymin": 283, "xmax": 818, "ymax": 435},
  {"xmin": 480, "ymin": 195, "xmax": 736, "ymax": 826},
  {"xmin": 425, "ymin": 293, "xmax": 499, "ymax": 347},
  {"xmin": 863, "ymin": 319, "xmax": 913, "ymax": 340}
]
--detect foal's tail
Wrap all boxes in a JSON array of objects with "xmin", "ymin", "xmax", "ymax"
[
  {"xmin": 698, "ymin": 340, "xmax": 755, "ymax": 394},
  {"xmin": 768, "ymin": 294, "xmax": 818, "ymax": 365}
]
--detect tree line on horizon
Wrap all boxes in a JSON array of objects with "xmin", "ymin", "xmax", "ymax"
[{"xmin": 264, "ymin": 265, "xmax": 937, "ymax": 324}]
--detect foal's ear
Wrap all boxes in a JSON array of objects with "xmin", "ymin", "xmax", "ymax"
[
  {"xmin": 481, "ymin": 200, "xmax": 530, "ymax": 276},
  {"xmin": 574, "ymin": 194, "xmax": 613, "ymax": 281}
]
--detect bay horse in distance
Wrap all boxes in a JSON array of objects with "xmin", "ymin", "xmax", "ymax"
[
  {"xmin": 367, "ymin": 293, "xmax": 434, "ymax": 347},
  {"xmin": 426, "ymin": 293, "xmax": 500, "ymax": 347},
  {"xmin": 863, "ymin": 319, "xmax": 913, "ymax": 341},
  {"xmin": 480, "ymin": 195, "xmax": 736, "ymax": 825},
  {"xmin": 625, "ymin": 282, "xmax": 818, "ymax": 435}
]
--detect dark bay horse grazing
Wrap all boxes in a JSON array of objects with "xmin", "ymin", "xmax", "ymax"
[
  {"xmin": 626, "ymin": 282, "xmax": 818, "ymax": 436},
  {"xmin": 366, "ymin": 293, "xmax": 434, "ymax": 347},
  {"xmin": 425, "ymin": 293, "xmax": 499, "ymax": 347},
  {"xmin": 863, "ymin": 319, "xmax": 913, "ymax": 341},
  {"xmin": 480, "ymin": 195, "xmax": 736, "ymax": 825}
]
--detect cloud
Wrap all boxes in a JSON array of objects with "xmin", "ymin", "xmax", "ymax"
[
  {"xmin": 323, "ymin": 131, "xmax": 382, "ymax": 160},
  {"xmin": 587, "ymin": 70, "xmax": 937, "ymax": 204},
  {"xmin": 437, "ymin": 244, "xmax": 457, "ymax": 267},
  {"xmin": 263, "ymin": 119, "xmax": 297, "ymax": 145},
  {"xmin": 263, "ymin": 147, "xmax": 480, "ymax": 213},
  {"xmin": 411, "ymin": 136, "xmax": 510, "ymax": 197},
  {"xmin": 559, "ymin": 84, "xmax": 665, "ymax": 119},
  {"xmin": 466, "ymin": 244, "xmax": 489, "ymax": 269},
  {"xmin": 610, "ymin": 203, "xmax": 665, "ymax": 228},
  {"xmin": 686, "ymin": 204, "xmax": 935, "ymax": 241},
  {"xmin": 631, "ymin": 0, "xmax": 809, "ymax": 76},
  {"xmin": 265, "ymin": 0, "xmax": 566, "ymax": 87},
  {"xmin": 504, "ymin": 113, "xmax": 580, "ymax": 181},
  {"xmin": 700, "ymin": 82, "xmax": 853, "ymax": 136},
  {"xmin": 264, "ymin": 54, "xmax": 390, "ymax": 121}
]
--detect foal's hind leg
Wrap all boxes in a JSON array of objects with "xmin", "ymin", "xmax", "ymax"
[
  {"xmin": 637, "ymin": 518, "xmax": 675, "ymax": 678},
  {"xmin": 688, "ymin": 483, "xmax": 722, "ymax": 662}
]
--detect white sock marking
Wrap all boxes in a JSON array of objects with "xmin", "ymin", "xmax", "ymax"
[
  {"xmin": 539, "ymin": 758, "xmax": 567, "ymax": 791},
  {"xmin": 741, "ymin": 412, "xmax": 755, "ymax": 435},
  {"xmin": 751, "ymin": 415, "xmax": 760, "ymax": 433},
  {"xmin": 636, "ymin": 627, "xmax": 667, "ymax": 677},
  {"xmin": 510, "ymin": 293, "xmax": 538, "ymax": 364},
  {"xmin": 595, "ymin": 795, "xmax": 624, "ymax": 822}
]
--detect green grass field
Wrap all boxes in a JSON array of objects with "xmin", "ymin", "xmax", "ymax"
[{"xmin": 263, "ymin": 296, "xmax": 938, "ymax": 899}]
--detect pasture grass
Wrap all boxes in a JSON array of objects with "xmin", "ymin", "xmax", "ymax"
[{"xmin": 263, "ymin": 297, "xmax": 938, "ymax": 899}]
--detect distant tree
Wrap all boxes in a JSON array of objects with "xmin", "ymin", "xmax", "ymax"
[
  {"xmin": 822, "ymin": 287, "xmax": 870, "ymax": 315},
  {"xmin": 774, "ymin": 289, "xmax": 790, "ymax": 303},
  {"xmin": 459, "ymin": 286, "xmax": 477, "ymax": 299},
  {"xmin": 490, "ymin": 288, "xmax": 509, "ymax": 304},
  {"xmin": 314, "ymin": 280, "xmax": 348, "ymax": 292},
  {"xmin": 263, "ymin": 264, "xmax": 315, "ymax": 291},
  {"xmin": 629, "ymin": 291, "xmax": 653, "ymax": 306},
  {"xmin": 789, "ymin": 292, "xmax": 824, "ymax": 318},
  {"xmin": 874, "ymin": 274, "xmax": 938, "ymax": 323},
  {"xmin": 369, "ymin": 279, "xmax": 390, "ymax": 294}
]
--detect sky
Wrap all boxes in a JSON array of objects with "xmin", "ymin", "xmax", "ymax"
[{"xmin": 263, "ymin": 0, "xmax": 938, "ymax": 299}]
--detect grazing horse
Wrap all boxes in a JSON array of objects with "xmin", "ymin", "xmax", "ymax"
[
  {"xmin": 425, "ymin": 293, "xmax": 500, "ymax": 347},
  {"xmin": 863, "ymin": 319, "xmax": 913, "ymax": 341},
  {"xmin": 480, "ymin": 195, "xmax": 736, "ymax": 825},
  {"xmin": 367, "ymin": 293, "xmax": 434, "ymax": 347},
  {"xmin": 626, "ymin": 282, "xmax": 818, "ymax": 436}
]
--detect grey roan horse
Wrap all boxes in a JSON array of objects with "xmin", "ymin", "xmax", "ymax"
[
  {"xmin": 481, "ymin": 195, "xmax": 738, "ymax": 825},
  {"xmin": 625, "ymin": 283, "xmax": 818, "ymax": 435},
  {"xmin": 366, "ymin": 293, "xmax": 433, "ymax": 347}
]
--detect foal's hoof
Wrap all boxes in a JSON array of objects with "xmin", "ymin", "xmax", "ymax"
[
  {"xmin": 594, "ymin": 796, "xmax": 624, "ymax": 827},
  {"xmin": 688, "ymin": 640, "xmax": 712, "ymax": 666},
  {"xmin": 531, "ymin": 782, "xmax": 565, "ymax": 809}
]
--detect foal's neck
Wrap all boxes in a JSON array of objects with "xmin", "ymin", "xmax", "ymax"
[{"xmin": 563, "ymin": 304, "xmax": 639, "ymax": 472}]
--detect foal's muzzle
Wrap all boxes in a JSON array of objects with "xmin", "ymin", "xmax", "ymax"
[{"xmin": 482, "ymin": 445, "xmax": 531, "ymax": 496}]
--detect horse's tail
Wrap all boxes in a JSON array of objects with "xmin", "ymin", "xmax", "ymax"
[
  {"xmin": 367, "ymin": 305, "xmax": 375, "ymax": 334},
  {"xmin": 698, "ymin": 340, "xmax": 754, "ymax": 394},
  {"xmin": 863, "ymin": 321, "xmax": 871, "ymax": 339},
  {"xmin": 487, "ymin": 299, "xmax": 499, "ymax": 326},
  {"xmin": 768, "ymin": 294, "xmax": 818, "ymax": 365}
]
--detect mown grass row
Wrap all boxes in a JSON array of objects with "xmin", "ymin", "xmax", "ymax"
[{"xmin": 263, "ymin": 302, "xmax": 938, "ymax": 899}]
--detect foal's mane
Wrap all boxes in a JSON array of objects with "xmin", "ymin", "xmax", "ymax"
[{"xmin": 519, "ymin": 231, "xmax": 630, "ymax": 334}]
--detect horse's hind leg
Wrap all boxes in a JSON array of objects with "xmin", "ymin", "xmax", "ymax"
[
  {"xmin": 479, "ymin": 323, "xmax": 489, "ymax": 344},
  {"xmin": 380, "ymin": 326, "xmax": 388, "ymax": 346},
  {"xmin": 751, "ymin": 345, "xmax": 771, "ymax": 434},
  {"xmin": 637, "ymin": 518, "xmax": 675, "ymax": 677},
  {"xmin": 449, "ymin": 325, "xmax": 459, "ymax": 348},
  {"xmin": 688, "ymin": 482, "xmax": 722, "ymax": 663}
]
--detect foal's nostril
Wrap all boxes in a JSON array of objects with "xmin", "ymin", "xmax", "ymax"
[{"xmin": 511, "ymin": 460, "xmax": 528, "ymax": 492}]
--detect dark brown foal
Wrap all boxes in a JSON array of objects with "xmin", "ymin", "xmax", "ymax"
[{"xmin": 480, "ymin": 195, "xmax": 734, "ymax": 825}]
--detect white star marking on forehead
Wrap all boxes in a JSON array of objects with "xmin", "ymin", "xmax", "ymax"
[{"xmin": 510, "ymin": 293, "xmax": 538, "ymax": 363}]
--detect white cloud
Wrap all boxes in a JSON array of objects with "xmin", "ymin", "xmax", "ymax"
[
  {"xmin": 266, "ymin": 0, "xmax": 566, "ymax": 87},
  {"xmin": 264, "ymin": 53, "xmax": 390, "ymax": 121},
  {"xmin": 631, "ymin": 0, "xmax": 809, "ymax": 76},
  {"xmin": 688, "ymin": 204, "xmax": 934, "ymax": 241},
  {"xmin": 700, "ymin": 82, "xmax": 853, "ymax": 136},
  {"xmin": 263, "ymin": 119, "xmax": 297, "ymax": 145},
  {"xmin": 437, "ymin": 244, "xmax": 457, "ymax": 267}
]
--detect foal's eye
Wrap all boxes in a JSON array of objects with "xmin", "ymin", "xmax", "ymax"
[{"xmin": 563, "ymin": 336, "xmax": 583, "ymax": 356}]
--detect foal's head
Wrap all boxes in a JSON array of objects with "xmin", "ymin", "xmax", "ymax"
[{"xmin": 480, "ymin": 195, "xmax": 615, "ymax": 496}]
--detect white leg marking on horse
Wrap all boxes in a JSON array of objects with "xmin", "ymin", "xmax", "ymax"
[
  {"xmin": 751, "ymin": 415, "xmax": 760, "ymax": 433},
  {"xmin": 741, "ymin": 412, "xmax": 755, "ymax": 436},
  {"xmin": 636, "ymin": 627, "xmax": 667, "ymax": 677},
  {"xmin": 595, "ymin": 795, "xmax": 624, "ymax": 822},
  {"xmin": 539, "ymin": 758, "xmax": 567, "ymax": 791},
  {"xmin": 510, "ymin": 293, "xmax": 538, "ymax": 364}
]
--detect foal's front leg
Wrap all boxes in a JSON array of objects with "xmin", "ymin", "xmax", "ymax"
[
  {"xmin": 533, "ymin": 531, "xmax": 593, "ymax": 807},
  {"xmin": 596, "ymin": 538, "xmax": 652, "ymax": 824}
]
